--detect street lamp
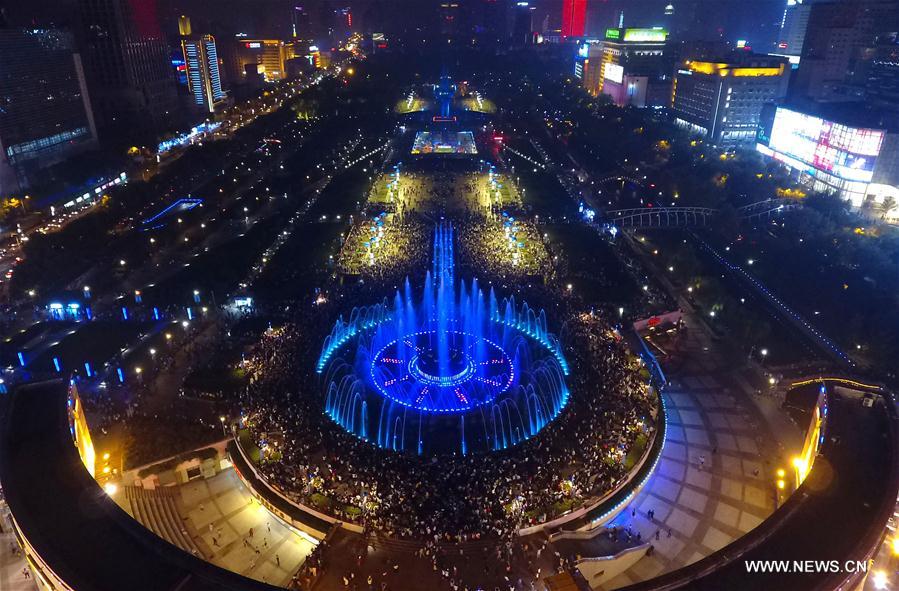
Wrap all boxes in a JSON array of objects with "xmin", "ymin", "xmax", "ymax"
[{"xmin": 219, "ymin": 415, "xmax": 227, "ymax": 437}]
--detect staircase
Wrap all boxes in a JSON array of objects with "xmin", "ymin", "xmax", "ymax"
[{"xmin": 124, "ymin": 486, "xmax": 205, "ymax": 558}]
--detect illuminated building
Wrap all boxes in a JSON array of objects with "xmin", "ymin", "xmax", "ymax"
[
  {"xmin": 230, "ymin": 39, "xmax": 294, "ymax": 82},
  {"xmin": 774, "ymin": 0, "xmax": 816, "ymax": 63},
  {"xmin": 0, "ymin": 29, "xmax": 98, "ymax": 194},
  {"xmin": 757, "ymin": 103, "xmax": 899, "ymax": 208},
  {"xmin": 68, "ymin": 385, "xmax": 97, "ymax": 477},
  {"xmin": 671, "ymin": 54, "xmax": 790, "ymax": 145},
  {"xmin": 181, "ymin": 35, "xmax": 226, "ymax": 113},
  {"xmin": 561, "ymin": 0, "xmax": 586, "ymax": 38},
  {"xmin": 76, "ymin": 0, "xmax": 178, "ymax": 140},
  {"xmin": 593, "ymin": 28, "xmax": 671, "ymax": 108},
  {"xmin": 574, "ymin": 41, "xmax": 604, "ymax": 95},
  {"xmin": 177, "ymin": 14, "xmax": 192, "ymax": 37}
]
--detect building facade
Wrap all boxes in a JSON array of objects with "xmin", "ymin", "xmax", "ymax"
[
  {"xmin": 75, "ymin": 0, "xmax": 178, "ymax": 144},
  {"xmin": 0, "ymin": 28, "xmax": 98, "ymax": 193},
  {"xmin": 226, "ymin": 38, "xmax": 295, "ymax": 84},
  {"xmin": 561, "ymin": 0, "xmax": 586, "ymax": 38},
  {"xmin": 865, "ymin": 34, "xmax": 899, "ymax": 111},
  {"xmin": 574, "ymin": 41, "xmax": 604, "ymax": 96},
  {"xmin": 775, "ymin": 0, "xmax": 816, "ymax": 61},
  {"xmin": 757, "ymin": 103, "xmax": 899, "ymax": 209},
  {"xmin": 594, "ymin": 28, "xmax": 671, "ymax": 108},
  {"xmin": 792, "ymin": 0, "xmax": 899, "ymax": 101},
  {"xmin": 671, "ymin": 55, "xmax": 791, "ymax": 145},
  {"xmin": 181, "ymin": 35, "xmax": 226, "ymax": 113}
]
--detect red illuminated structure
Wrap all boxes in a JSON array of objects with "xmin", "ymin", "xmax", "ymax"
[{"xmin": 561, "ymin": 0, "xmax": 586, "ymax": 38}]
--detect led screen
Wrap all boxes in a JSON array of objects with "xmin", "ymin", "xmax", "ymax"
[
  {"xmin": 411, "ymin": 131, "xmax": 478, "ymax": 155},
  {"xmin": 604, "ymin": 62, "xmax": 624, "ymax": 84},
  {"xmin": 768, "ymin": 108, "xmax": 884, "ymax": 182}
]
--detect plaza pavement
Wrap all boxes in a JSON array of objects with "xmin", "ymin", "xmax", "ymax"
[
  {"xmin": 599, "ymin": 321, "xmax": 802, "ymax": 590},
  {"xmin": 0, "ymin": 505, "xmax": 38, "ymax": 591},
  {"xmin": 176, "ymin": 468, "xmax": 318, "ymax": 587}
]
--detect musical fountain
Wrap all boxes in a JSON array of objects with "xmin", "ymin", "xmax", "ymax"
[{"xmin": 317, "ymin": 223, "xmax": 570, "ymax": 455}]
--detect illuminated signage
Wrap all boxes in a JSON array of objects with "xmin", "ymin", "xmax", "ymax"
[
  {"xmin": 767, "ymin": 108, "xmax": 884, "ymax": 183},
  {"xmin": 622, "ymin": 28, "xmax": 667, "ymax": 43},
  {"xmin": 578, "ymin": 43, "xmax": 590, "ymax": 58},
  {"xmin": 574, "ymin": 61, "xmax": 584, "ymax": 79},
  {"xmin": 736, "ymin": 39, "xmax": 747, "ymax": 48},
  {"xmin": 603, "ymin": 62, "xmax": 624, "ymax": 84},
  {"xmin": 605, "ymin": 28, "xmax": 621, "ymax": 40},
  {"xmin": 245, "ymin": 42, "xmax": 261, "ymax": 49}
]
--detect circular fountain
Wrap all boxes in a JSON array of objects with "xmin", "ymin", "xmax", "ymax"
[{"xmin": 317, "ymin": 224, "xmax": 570, "ymax": 455}]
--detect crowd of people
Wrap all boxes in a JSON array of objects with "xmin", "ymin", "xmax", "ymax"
[
  {"xmin": 237, "ymin": 298, "xmax": 658, "ymax": 544},
  {"xmin": 337, "ymin": 219, "xmax": 429, "ymax": 281},
  {"xmin": 458, "ymin": 220, "xmax": 551, "ymax": 280},
  {"xmin": 368, "ymin": 167, "xmax": 516, "ymax": 220}
]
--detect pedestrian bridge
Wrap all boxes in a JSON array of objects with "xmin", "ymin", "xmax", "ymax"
[{"xmin": 603, "ymin": 199, "xmax": 802, "ymax": 228}]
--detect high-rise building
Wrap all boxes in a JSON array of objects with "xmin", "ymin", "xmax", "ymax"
[
  {"xmin": 511, "ymin": 1, "xmax": 535, "ymax": 46},
  {"xmin": 292, "ymin": 6, "xmax": 313, "ymax": 39},
  {"xmin": 671, "ymin": 53, "xmax": 791, "ymax": 144},
  {"xmin": 75, "ymin": 0, "xmax": 178, "ymax": 143},
  {"xmin": 593, "ymin": 27, "xmax": 672, "ymax": 107},
  {"xmin": 865, "ymin": 33, "xmax": 899, "ymax": 111},
  {"xmin": 182, "ymin": 35, "xmax": 225, "ymax": 113},
  {"xmin": 574, "ymin": 41, "xmax": 604, "ymax": 95},
  {"xmin": 0, "ymin": 28, "xmax": 98, "ymax": 193},
  {"xmin": 177, "ymin": 14, "xmax": 192, "ymax": 37},
  {"xmin": 561, "ymin": 0, "xmax": 586, "ymax": 38},
  {"xmin": 476, "ymin": 0, "xmax": 512, "ymax": 47},
  {"xmin": 775, "ymin": 0, "xmax": 816, "ymax": 60},
  {"xmin": 226, "ymin": 39, "xmax": 294, "ymax": 84},
  {"xmin": 439, "ymin": 2, "xmax": 464, "ymax": 37},
  {"xmin": 793, "ymin": 0, "xmax": 899, "ymax": 101}
]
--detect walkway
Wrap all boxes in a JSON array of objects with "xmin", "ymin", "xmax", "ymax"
[
  {"xmin": 177, "ymin": 469, "xmax": 318, "ymax": 587},
  {"xmin": 600, "ymin": 320, "xmax": 797, "ymax": 589},
  {"xmin": 0, "ymin": 505, "xmax": 38, "ymax": 591}
]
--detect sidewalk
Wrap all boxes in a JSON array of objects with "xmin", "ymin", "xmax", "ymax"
[{"xmin": 0, "ymin": 506, "xmax": 38, "ymax": 591}]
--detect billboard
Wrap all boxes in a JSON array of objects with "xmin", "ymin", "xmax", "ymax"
[
  {"xmin": 603, "ymin": 62, "xmax": 624, "ymax": 84},
  {"xmin": 767, "ymin": 108, "xmax": 884, "ymax": 183},
  {"xmin": 623, "ymin": 28, "xmax": 667, "ymax": 43}
]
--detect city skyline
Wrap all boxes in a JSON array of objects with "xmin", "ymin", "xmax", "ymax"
[{"xmin": 0, "ymin": 2, "xmax": 897, "ymax": 591}]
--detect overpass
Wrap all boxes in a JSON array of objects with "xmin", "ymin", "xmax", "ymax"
[{"xmin": 603, "ymin": 199, "xmax": 802, "ymax": 228}]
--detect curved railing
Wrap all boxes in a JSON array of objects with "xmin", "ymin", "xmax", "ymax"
[{"xmin": 0, "ymin": 380, "xmax": 282, "ymax": 591}]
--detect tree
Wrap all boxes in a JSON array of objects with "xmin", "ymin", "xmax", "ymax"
[{"xmin": 878, "ymin": 195, "xmax": 897, "ymax": 220}]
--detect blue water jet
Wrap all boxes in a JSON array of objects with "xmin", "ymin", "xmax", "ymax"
[{"xmin": 318, "ymin": 224, "xmax": 570, "ymax": 454}]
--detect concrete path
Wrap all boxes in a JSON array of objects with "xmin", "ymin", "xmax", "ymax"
[
  {"xmin": 177, "ymin": 469, "xmax": 318, "ymax": 587},
  {"xmin": 0, "ymin": 506, "xmax": 38, "ymax": 591}
]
